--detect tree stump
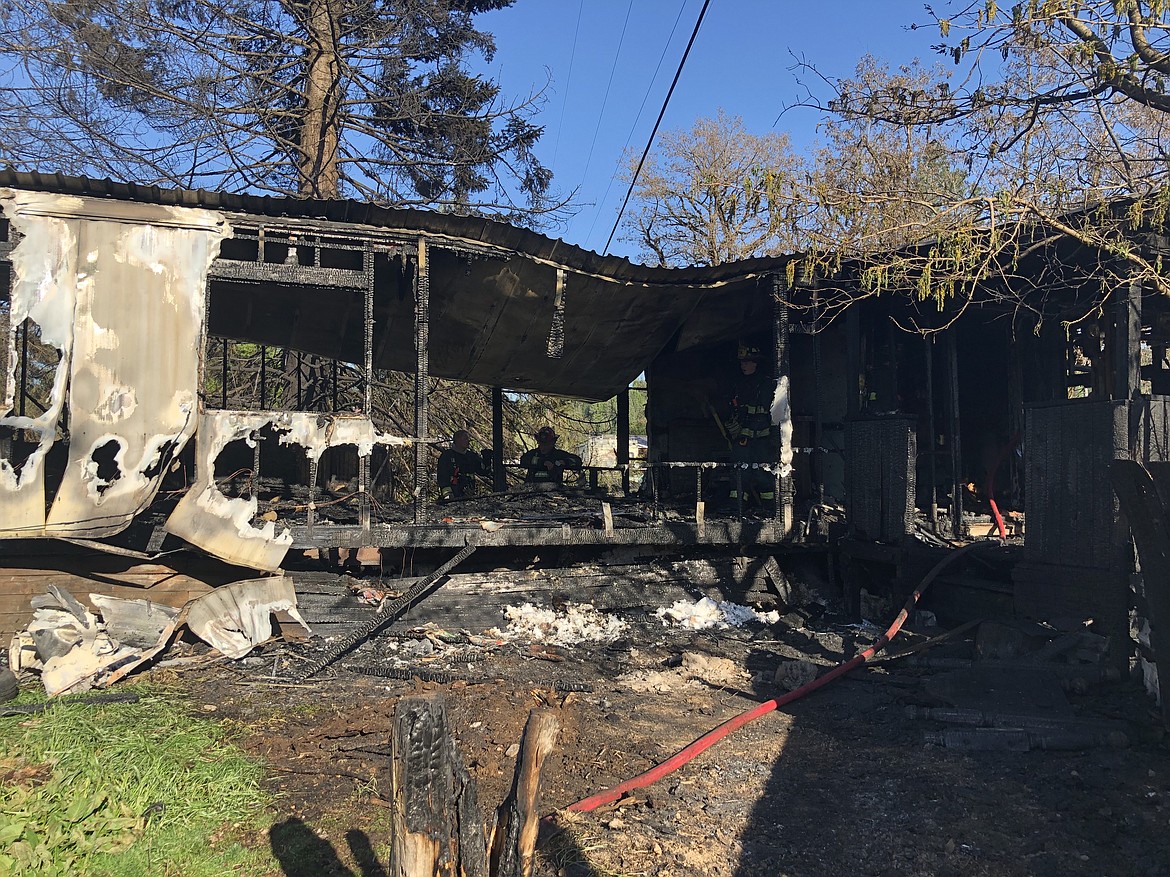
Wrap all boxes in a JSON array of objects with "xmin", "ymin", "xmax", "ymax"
[
  {"xmin": 390, "ymin": 694, "xmax": 487, "ymax": 877},
  {"xmin": 390, "ymin": 695, "xmax": 558, "ymax": 877}
]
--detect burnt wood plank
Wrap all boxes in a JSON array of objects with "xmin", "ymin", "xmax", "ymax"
[{"xmin": 1109, "ymin": 459, "xmax": 1170, "ymax": 729}]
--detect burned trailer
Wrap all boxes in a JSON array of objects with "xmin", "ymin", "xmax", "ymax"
[{"xmin": 0, "ymin": 171, "xmax": 827, "ymax": 642}]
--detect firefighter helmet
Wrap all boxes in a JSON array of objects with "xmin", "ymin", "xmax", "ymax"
[
  {"xmin": 535, "ymin": 425, "xmax": 558, "ymax": 443},
  {"xmin": 737, "ymin": 343, "xmax": 763, "ymax": 363}
]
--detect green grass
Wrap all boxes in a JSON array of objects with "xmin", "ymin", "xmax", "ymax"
[{"xmin": 0, "ymin": 685, "xmax": 275, "ymax": 877}]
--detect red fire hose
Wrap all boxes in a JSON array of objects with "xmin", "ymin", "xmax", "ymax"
[{"xmin": 566, "ymin": 543, "xmax": 981, "ymax": 813}]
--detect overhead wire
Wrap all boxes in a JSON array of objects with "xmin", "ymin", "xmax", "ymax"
[
  {"xmin": 584, "ymin": 0, "xmax": 689, "ymax": 247},
  {"xmin": 550, "ymin": 0, "xmax": 585, "ymax": 172},
  {"xmin": 602, "ymin": 0, "xmax": 712, "ymax": 255},
  {"xmin": 578, "ymin": 0, "xmax": 636, "ymax": 197}
]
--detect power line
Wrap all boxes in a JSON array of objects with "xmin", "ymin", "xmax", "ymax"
[
  {"xmin": 585, "ymin": 0, "xmax": 689, "ymax": 247},
  {"xmin": 579, "ymin": 0, "xmax": 636, "ymax": 195},
  {"xmin": 602, "ymin": 0, "xmax": 712, "ymax": 256},
  {"xmin": 551, "ymin": 0, "xmax": 584, "ymax": 171}
]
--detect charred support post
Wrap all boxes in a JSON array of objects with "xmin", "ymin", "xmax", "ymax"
[
  {"xmin": 925, "ymin": 337, "xmax": 938, "ymax": 532},
  {"xmin": 360, "ymin": 244, "xmax": 375, "ymax": 532},
  {"xmin": 1109, "ymin": 460, "xmax": 1170, "ymax": 729},
  {"xmin": 1113, "ymin": 276, "xmax": 1142, "ymax": 400},
  {"xmin": 845, "ymin": 305, "xmax": 861, "ymax": 418},
  {"xmin": 617, "ymin": 388, "xmax": 631, "ymax": 495},
  {"xmin": 812, "ymin": 290, "xmax": 824, "ymax": 503},
  {"xmin": 258, "ymin": 345, "xmax": 268, "ymax": 408},
  {"xmin": 771, "ymin": 273, "xmax": 794, "ymax": 536},
  {"xmin": 492, "ymin": 387, "xmax": 506, "ymax": 492},
  {"xmin": 413, "ymin": 238, "xmax": 430, "ymax": 524},
  {"xmin": 18, "ymin": 318, "xmax": 27, "ymax": 417},
  {"xmin": 251, "ymin": 435, "xmax": 261, "ymax": 503},
  {"xmin": 947, "ymin": 331, "xmax": 963, "ymax": 539},
  {"xmin": 296, "ymin": 350, "xmax": 303, "ymax": 409},
  {"xmin": 220, "ymin": 338, "xmax": 228, "ymax": 408}
]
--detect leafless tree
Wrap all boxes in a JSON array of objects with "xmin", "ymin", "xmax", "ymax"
[{"xmin": 620, "ymin": 110, "xmax": 808, "ymax": 267}]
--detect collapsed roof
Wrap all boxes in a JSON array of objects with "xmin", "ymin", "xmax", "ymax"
[{"xmin": 0, "ymin": 169, "xmax": 791, "ymax": 402}]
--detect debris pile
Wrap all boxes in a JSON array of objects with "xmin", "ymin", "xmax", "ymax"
[{"xmin": 9, "ymin": 578, "xmax": 310, "ymax": 697}]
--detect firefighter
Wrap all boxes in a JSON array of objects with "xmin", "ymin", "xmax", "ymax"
[
  {"xmin": 725, "ymin": 343, "xmax": 776, "ymax": 514},
  {"xmin": 520, "ymin": 426, "xmax": 582, "ymax": 485},
  {"xmin": 436, "ymin": 429, "xmax": 487, "ymax": 499}
]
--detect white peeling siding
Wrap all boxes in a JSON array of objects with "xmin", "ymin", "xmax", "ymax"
[{"xmin": 0, "ymin": 191, "xmax": 227, "ymax": 537}]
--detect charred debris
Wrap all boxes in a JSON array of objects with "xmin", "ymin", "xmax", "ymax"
[{"xmin": 1, "ymin": 169, "xmax": 1169, "ymax": 750}]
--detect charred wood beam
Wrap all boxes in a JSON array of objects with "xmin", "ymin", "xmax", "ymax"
[
  {"xmin": 390, "ymin": 694, "xmax": 488, "ymax": 877},
  {"xmin": 493, "ymin": 387, "xmax": 506, "ymax": 493},
  {"xmin": 287, "ymin": 519, "xmax": 792, "ymax": 550},
  {"xmin": 414, "ymin": 238, "xmax": 430, "ymax": 525},
  {"xmin": 297, "ymin": 543, "xmax": 476, "ymax": 679},
  {"xmin": 207, "ymin": 259, "xmax": 366, "ymax": 288}
]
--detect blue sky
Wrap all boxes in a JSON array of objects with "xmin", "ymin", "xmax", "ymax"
[{"xmin": 474, "ymin": 1, "xmax": 946, "ymax": 258}]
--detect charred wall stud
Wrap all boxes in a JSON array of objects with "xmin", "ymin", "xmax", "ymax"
[
  {"xmin": 772, "ymin": 271, "xmax": 794, "ymax": 536},
  {"xmin": 617, "ymin": 388, "xmax": 631, "ymax": 495},
  {"xmin": 924, "ymin": 336, "xmax": 938, "ymax": 532},
  {"xmin": 947, "ymin": 331, "xmax": 964, "ymax": 540},
  {"xmin": 414, "ymin": 236, "xmax": 430, "ymax": 525},
  {"xmin": 360, "ymin": 242, "xmax": 375, "ymax": 533},
  {"xmin": 492, "ymin": 387, "xmax": 505, "ymax": 493}
]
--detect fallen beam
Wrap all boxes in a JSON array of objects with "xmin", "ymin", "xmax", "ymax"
[{"xmin": 298, "ymin": 543, "xmax": 477, "ymax": 679}]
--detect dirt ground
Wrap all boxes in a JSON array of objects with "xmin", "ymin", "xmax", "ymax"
[{"xmin": 164, "ymin": 606, "xmax": 1170, "ymax": 877}]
